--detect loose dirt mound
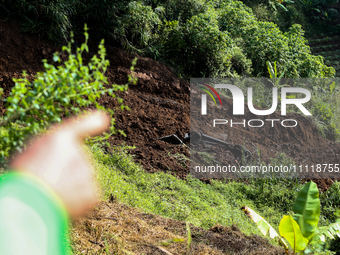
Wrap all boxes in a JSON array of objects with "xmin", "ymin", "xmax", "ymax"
[
  {"xmin": 0, "ymin": 20, "xmax": 339, "ymax": 190},
  {"xmin": 72, "ymin": 201, "xmax": 286, "ymax": 254}
]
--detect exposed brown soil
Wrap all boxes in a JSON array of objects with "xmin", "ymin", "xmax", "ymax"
[
  {"xmin": 1, "ymin": 20, "xmax": 340, "ymax": 192},
  {"xmin": 71, "ymin": 201, "xmax": 286, "ymax": 255}
]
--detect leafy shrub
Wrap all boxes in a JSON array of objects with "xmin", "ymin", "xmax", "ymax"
[
  {"xmin": 310, "ymin": 84, "xmax": 340, "ymax": 140},
  {"xmin": 157, "ymin": 8, "xmax": 252, "ymax": 77},
  {"xmin": 244, "ymin": 22, "xmax": 292, "ymax": 76},
  {"xmin": 0, "ymin": 28, "xmax": 137, "ymax": 165},
  {"xmin": 217, "ymin": 1, "xmax": 334, "ymax": 77},
  {"xmin": 313, "ymin": 102, "xmax": 334, "ymax": 124},
  {"xmin": 116, "ymin": 1, "xmax": 161, "ymax": 53},
  {"xmin": 0, "ymin": 0, "xmax": 335, "ymax": 78},
  {"xmin": 285, "ymin": 25, "xmax": 335, "ymax": 77},
  {"xmin": 252, "ymin": 3, "xmax": 277, "ymax": 23},
  {"xmin": 149, "ymin": 0, "xmax": 207, "ymax": 24},
  {"xmin": 217, "ymin": 1, "xmax": 258, "ymax": 37}
]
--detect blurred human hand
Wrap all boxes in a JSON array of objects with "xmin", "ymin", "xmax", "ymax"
[{"xmin": 10, "ymin": 111, "xmax": 110, "ymax": 218}]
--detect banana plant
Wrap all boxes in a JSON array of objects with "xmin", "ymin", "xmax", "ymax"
[
  {"xmin": 266, "ymin": 60, "xmax": 286, "ymax": 90},
  {"xmin": 242, "ymin": 181, "xmax": 340, "ymax": 254}
]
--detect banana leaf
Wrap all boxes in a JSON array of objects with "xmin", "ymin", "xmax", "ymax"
[
  {"xmin": 242, "ymin": 206, "xmax": 288, "ymax": 251},
  {"xmin": 279, "ymin": 215, "xmax": 309, "ymax": 253},
  {"xmin": 292, "ymin": 181, "xmax": 320, "ymax": 240}
]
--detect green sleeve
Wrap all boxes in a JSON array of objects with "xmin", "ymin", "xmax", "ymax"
[{"xmin": 0, "ymin": 172, "xmax": 71, "ymax": 255}]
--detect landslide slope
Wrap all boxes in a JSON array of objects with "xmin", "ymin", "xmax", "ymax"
[{"xmin": 0, "ymin": 20, "xmax": 339, "ymax": 192}]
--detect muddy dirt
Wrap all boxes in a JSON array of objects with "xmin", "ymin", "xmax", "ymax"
[{"xmin": 0, "ymin": 20, "xmax": 339, "ymax": 191}]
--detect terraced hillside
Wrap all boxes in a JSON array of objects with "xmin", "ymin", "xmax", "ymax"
[{"xmin": 309, "ymin": 34, "xmax": 340, "ymax": 76}]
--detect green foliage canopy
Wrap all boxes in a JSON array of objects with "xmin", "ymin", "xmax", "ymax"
[{"xmin": 0, "ymin": 0, "xmax": 335, "ymax": 78}]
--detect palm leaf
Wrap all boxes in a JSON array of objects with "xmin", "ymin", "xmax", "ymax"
[{"xmin": 277, "ymin": 3, "xmax": 288, "ymax": 11}]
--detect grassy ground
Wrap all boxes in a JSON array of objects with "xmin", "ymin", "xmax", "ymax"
[{"xmin": 91, "ymin": 144, "xmax": 300, "ymax": 236}]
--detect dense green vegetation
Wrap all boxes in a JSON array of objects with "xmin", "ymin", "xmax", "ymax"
[
  {"xmin": 243, "ymin": 0, "xmax": 340, "ymax": 35},
  {"xmin": 0, "ymin": 0, "xmax": 335, "ymax": 78}
]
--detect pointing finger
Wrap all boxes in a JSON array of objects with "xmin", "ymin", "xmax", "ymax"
[{"xmin": 64, "ymin": 111, "xmax": 110, "ymax": 139}]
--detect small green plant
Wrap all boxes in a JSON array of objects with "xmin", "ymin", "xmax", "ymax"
[
  {"xmin": 321, "ymin": 181, "xmax": 340, "ymax": 222},
  {"xmin": 186, "ymin": 222, "xmax": 192, "ymax": 254},
  {"xmin": 311, "ymin": 100, "xmax": 340, "ymax": 139},
  {"xmin": 266, "ymin": 61, "xmax": 286, "ymax": 86},
  {"xmin": 312, "ymin": 102, "xmax": 333, "ymax": 124},
  {"xmin": 0, "ymin": 26, "xmax": 137, "ymax": 165},
  {"xmin": 116, "ymin": 1, "xmax": 161, "ymax": 54},
  {"xmin": 242, "ymin": 181, "xmax": 340, "ymax": 254}
]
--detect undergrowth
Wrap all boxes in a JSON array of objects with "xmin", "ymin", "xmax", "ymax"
[
  {"xmin": 92, "ymin": 143, "xmax": 286, "ymax": 233},
  {"xmin": 90, "ymin": 143, "xmax": 339, "ymax": 247}
]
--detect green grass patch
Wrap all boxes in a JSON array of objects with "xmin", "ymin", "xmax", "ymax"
[{"xmin": 92, "ymin": 144, "xmax": 303, "ymax": 236}]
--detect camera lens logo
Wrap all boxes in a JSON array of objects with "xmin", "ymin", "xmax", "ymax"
[{"xmin": 198, "ymin": 83, "xmax": 222, "ymax": 115}]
